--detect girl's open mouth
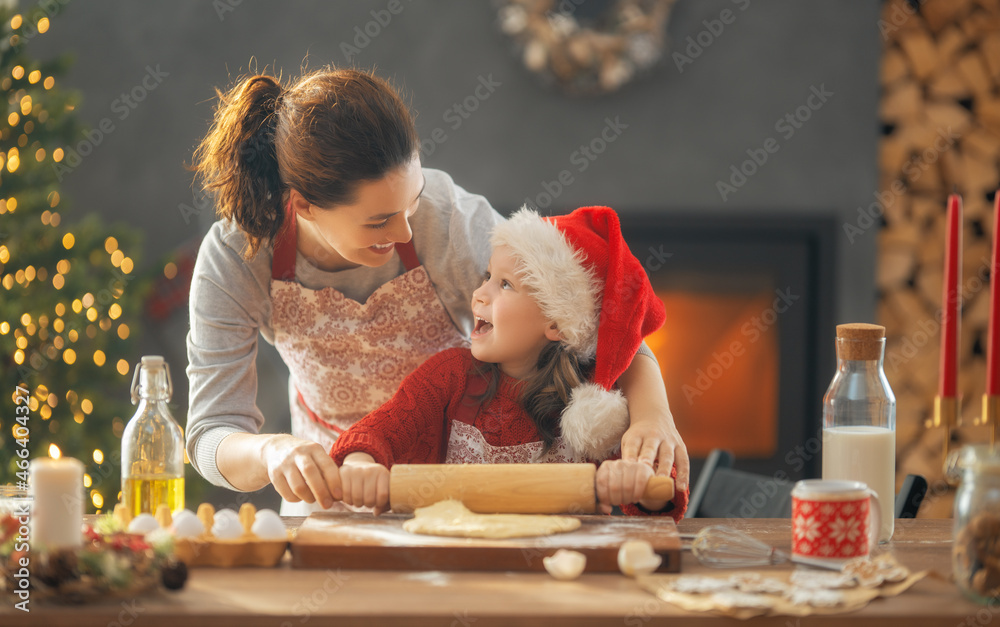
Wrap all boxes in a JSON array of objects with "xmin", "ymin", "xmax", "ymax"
[{"xmin": 472, "ymin": 316, "xmax": 493, "ymax": 338}]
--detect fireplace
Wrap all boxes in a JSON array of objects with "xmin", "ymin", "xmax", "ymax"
[{"xmin": 619, "ymin": 212, "xmax": 838, "ymax": 480}]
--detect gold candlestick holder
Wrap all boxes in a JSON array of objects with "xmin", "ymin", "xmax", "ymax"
[
  {"xmin": 982, "ymin": 394, "xmax": 1000, "ymax": 448},
  {"xmin": 943, "ymin": 395, "xmax": 1000, "ymax": 486},
  {"xmin": 927, "ymin": 395, "xmax": 960, "ymax": 479}
]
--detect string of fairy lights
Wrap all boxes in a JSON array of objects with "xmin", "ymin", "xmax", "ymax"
[
  {"xmin": 0, "ymin": 11, "xmax": 188, "ymax": 512},
  {"xmin": 2, "ymin": 145, "xmax": 132, "ymax": 509},
  {"xmin": 4, "ymin": 235, "xmax": 135, "ymax": 372}
]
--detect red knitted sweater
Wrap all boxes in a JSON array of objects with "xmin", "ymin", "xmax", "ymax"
[{"xmin": 330, "ymin": 348, "xmax": 688, "ymax": 520}]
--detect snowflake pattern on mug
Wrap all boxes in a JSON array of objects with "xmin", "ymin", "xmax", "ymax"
[
  {"xmin": 792, "ymin": 514, "xmax": 821, "ymax": 543},
  {"xmin": 829, "ymin": 516, "xmax": 862, "ymax": 545},
  {"xmin": 792, "ymin": 497, "xmax": 870, "ymax": 559}
]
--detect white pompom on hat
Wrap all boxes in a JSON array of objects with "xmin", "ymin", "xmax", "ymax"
[{"xmin": 491, "ymin": 206, "xmax": 666, "ymax": 459}]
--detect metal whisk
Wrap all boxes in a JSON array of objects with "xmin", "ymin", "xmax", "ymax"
[{"xmin": 686, "ymin": 525, "xmax": 844, "ymax": 571}]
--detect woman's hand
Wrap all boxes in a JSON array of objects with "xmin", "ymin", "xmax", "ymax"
[
  {"xmin": 595, "ymin": 459, "xmax": 666, "ymax": 514},
  {"xmin": 620, "ymin": 417, "xmax": 690, "ymax": 491},
  {"xmin": 259, "ymin": 434, "xmax": 343, "ymax": 508},
  {"xmin": 339, "ymin": 452, "xmax": 391, "ymax": 515},
  {"xmin": 217, "ymin": 433, "xmax": 343, "ymax": 508},
  {"xmin": 616, "ymin": 353, "xmax": 690, "ymax": 492}
]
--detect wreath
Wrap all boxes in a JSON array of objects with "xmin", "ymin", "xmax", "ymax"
[
  {"xmin": 1, "ymin": 513, "xmax": 187, "ymax": 604},
  {"xmin": 496, "ymin": 0, "xmax": 677, "ymax": 96}
]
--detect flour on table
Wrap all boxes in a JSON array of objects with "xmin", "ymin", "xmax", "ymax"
[
  {"xmin": 785, "ymin": 587, "xmax": 845, "ymax": 607},
  {"xmin": 710, "ymin": 591, "xmax": 777, "ymax": 610},
  {"xmin": 789, "ymin": 570, "xmax": 856, "ymax": 589},
  {"xmin": 402, "ymin": 499, "xmax": 581, "ymax": 539},
  {"xmin": 669, "ymin": 575, "xmax": 738, "ymax": 594}
]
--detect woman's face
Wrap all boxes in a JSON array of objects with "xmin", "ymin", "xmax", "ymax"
[
  {"xmin": 470, "ymin": 245, "xmax": 561, "ymax": 379},
  {"xmin": 294, "ymin": 156, "xmax": 425, "ymax": 271}
]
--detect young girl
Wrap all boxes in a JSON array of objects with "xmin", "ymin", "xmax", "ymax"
[{"xmin": 331, "ymin": 207, "xmax": 689, "ymax": 519}]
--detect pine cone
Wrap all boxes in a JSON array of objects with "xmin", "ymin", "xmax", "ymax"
[
  {"xmin": 35, "ymin": 549, "xmax": 79, "ymax": 588},
  {"xmin": 160, "ymin": 558, "xmax": 188, "ymax": 591}
]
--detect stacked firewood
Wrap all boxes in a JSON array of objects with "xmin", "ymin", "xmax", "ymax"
[{"xmin": 878, "ymin": 0, "xmax": 1000, "ymax": 516}]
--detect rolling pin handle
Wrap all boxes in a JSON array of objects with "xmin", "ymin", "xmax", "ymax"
[{"xmin": 642, "ymin": 476, "xmax": 675, "ymax": 502}]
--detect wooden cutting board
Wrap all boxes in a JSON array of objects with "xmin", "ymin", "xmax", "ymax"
[{"xmin": 291, "ymin": 511, "xmax": 681, "ymax": 572}]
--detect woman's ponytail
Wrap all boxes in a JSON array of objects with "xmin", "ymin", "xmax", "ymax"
[
  {"xmin": 192, "ymin": 75, "xmax": 286, "ymax": 258},
  {"xmin": 193, "ymin": 66, "xmax": 419, "ymax": 259}
]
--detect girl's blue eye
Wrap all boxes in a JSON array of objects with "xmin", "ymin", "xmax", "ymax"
[{"xmin": 501, "ymin": 280, "xmax": 512, "ymax": 290}]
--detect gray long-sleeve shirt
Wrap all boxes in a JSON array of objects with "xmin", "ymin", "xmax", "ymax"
[{"xmin": 185, "ymin": 168, "xmax": 503, "ymax": 490}]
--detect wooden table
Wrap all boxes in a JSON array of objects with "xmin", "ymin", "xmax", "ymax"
[{"xmin": 1, "ymin": 517, "xmax": 994, "ymax": 626}]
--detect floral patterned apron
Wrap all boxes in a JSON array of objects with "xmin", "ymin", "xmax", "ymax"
[{"xmin": 270, "ymin": 213, "xmax": 467, "ymax": 514}]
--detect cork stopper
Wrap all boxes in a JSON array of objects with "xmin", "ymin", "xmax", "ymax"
[{"xmin": 835, "ymin": 323, "xmax": 885, "ymax": 360}]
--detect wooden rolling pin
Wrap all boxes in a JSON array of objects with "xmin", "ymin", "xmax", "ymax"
[{"xmin": 389, "ymin": 463, "xmax": 674, "ymax": 514}]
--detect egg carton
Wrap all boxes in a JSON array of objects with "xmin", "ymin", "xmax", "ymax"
[{"xmin": 115, "ymin": 502, "xmax": 290, "ymax": 568}]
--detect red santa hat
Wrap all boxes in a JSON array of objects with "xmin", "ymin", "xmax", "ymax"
[{"xmin": 491, "ymin": 206, "xmax": 666, "ymax": 459}]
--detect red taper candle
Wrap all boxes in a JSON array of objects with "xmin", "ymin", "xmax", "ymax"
[
  {"xmin": 940, "ymin": 193, "xmax": 962, "ymax": 398},
  {"xmin": 987, "ymin": 191, "xmax": 1000, "ymax": 396}
]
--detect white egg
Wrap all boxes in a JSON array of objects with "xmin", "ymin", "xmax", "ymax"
[
  {"xmin": 250, "ymin": 509, "xmax": 287, "ymax": 540},
  {"xmin": 543, "ymin": 549, "xmax": 587, "ymax": 581},
  {"xmin": 617, "ymin": 539, "xmax": 662, "ymax": 577},
  {"xmin": 214, "ymin": 508, "xmax": 239, "ymax": 520},
  {"xmin": 127, "ymin": 513, "xmax": 160, "ymax": 534},
  {"xmin": 170, "ymin": 509, "xmax": 206, "ymax": 538},
  {"xmin": 211, "ymin": 508, "xmax": 243, "ymax": 539}
]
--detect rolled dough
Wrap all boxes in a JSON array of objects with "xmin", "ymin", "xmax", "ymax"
[{"xmin": 402, "ymin": 499, "xmax": 582, "ymax": 539}]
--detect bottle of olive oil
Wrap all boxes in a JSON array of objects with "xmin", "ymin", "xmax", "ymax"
[{"xmin": 121, "ymin": 356, "xmax": 185, "ymax": 517}]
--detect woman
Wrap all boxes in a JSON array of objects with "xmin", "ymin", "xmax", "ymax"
[{"xmin": 185, "ymin": 66, "xmax": 688, "ymax": 514}]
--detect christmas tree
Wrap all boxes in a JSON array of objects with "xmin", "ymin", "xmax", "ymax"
[{"xmin": 0, "ymin": 2, "xmax": 148, "ymax": 513}]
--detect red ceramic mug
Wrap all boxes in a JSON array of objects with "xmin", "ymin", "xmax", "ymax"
[{"xmin": 791, "ymin": 479, "xmax": 882, "ymax": 562}]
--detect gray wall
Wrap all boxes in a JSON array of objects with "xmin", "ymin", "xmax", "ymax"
[{"xmin": 30, "ymin": 0, "xmax": 882, "ymax": 503}]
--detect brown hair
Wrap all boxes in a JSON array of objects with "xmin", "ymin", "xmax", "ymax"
[
  {"xmin": 473, "ymin": 342, "xmax": 592, "ymax": 452},
  {"xmin": 191, "ymin": 67, "xmax": 419, "ymax": 258}
]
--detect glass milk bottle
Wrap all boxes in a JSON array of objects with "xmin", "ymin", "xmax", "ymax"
[
  {"xmin": 121, "ymin": 355, "xmax": 185, "ymax": 517},
  {"xmin": 822, "ymin": 323, "xmax": 896, "ymax": 542}
]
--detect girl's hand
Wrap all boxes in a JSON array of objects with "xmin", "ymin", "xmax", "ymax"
[
  {"xmin": 595, "ymin": 459, "xmax": 667, "ymax": 515},
  {"xmin": 258, "ymin": 434, "xmax": 342, "ymax": 508},
  {"xmin": 339, "ymin": 452, "xmax": 391, "ymax": 515}
]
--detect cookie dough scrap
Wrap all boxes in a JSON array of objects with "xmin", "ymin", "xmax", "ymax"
[{"xmin": 402, "ymin": 499, "xmax": 581, "ymax": 539}]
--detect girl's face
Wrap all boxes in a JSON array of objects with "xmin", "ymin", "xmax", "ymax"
[
  {"xmin": 293, "ymin": 155, "xmax": 424, "ymax": 272},
  {"xmin": 470, "ymin": 245, "xmax": 561, "ymax": 379}
]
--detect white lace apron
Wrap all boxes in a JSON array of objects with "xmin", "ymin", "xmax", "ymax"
[{"xmin": 443, "ymin": 373, "xmax": 591, "ymax": 465}]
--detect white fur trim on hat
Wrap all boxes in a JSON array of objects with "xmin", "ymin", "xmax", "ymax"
[
  {"xmin": 491, "ymin": 207, "xmax": 602, "ymax": 359},
  {"xmin": 559, "ymin": 383, "xmax": 630, "ymax": 459}
]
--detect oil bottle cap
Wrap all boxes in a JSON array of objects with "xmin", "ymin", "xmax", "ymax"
[
  {"xmin": 131, "ymin": 355, "xmax": 172, "ymax": 403},
  {"xmin": 835, "ymin": 323, "xmax": 885, "ymax": 361},
  {"xmin": 141, "ymin": 355, "xmax": 165, "ymax": 367}
]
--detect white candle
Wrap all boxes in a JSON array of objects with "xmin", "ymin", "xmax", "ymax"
[{"xmin": 30, "ymin": 457, "xmax": 84, "ymax": 549}]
